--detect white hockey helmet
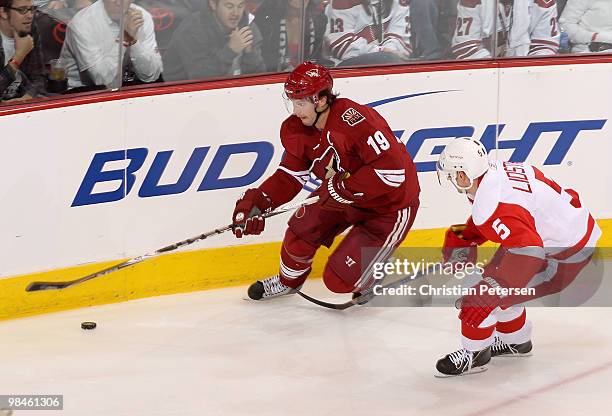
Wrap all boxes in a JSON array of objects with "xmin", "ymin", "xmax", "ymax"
[{"xmin": 436, "ymin": 138, "xmax": 489, "ymax": 191}]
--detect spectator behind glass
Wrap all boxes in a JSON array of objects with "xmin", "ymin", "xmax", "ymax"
[
  {"xmin": 254, "ymin": 0, "xmax": 327, "ymax": 72},
  {"xmin": 136, "ymin": 0, "xmax": 205, "ymax": 55},
  {"xmin": 163, "ymin": 0, "xmax": 265, "ymax": 81},
  {"xmin": 323, "ymin": 0, "xmax": 412, "ymax": 66},
  {"xmin": 0, "ymin": 0, "xmax": 46, "ymax": 101},
  {"xmin": 33, "ymin": 0, "xmax": 93, "ymax": 65},
  {"xmin": 410, "ymin": 0, "xmax": 457, "ymax": 60},
  {"xmin": 559, "ymin": 0, "xmax": 612, "ymax": 53},
  {"xmin": 451, "ymin": 0, "xmax": 559, "ymax": 59},
  {"xmin": 60, "ymin": 0, "xmax": 163, "ymax": 90}
]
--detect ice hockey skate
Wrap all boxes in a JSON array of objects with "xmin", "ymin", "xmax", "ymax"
[
  {"xmin": 490, "ymin": 335, "xmax": 533, "ymax": 357},
  {"xmin": 247, "ymin": 275, "xmax": 301, "ymax": 300},
  {"xmin": 435, "ymin": 347, "xmax": 491, "ymax": 377}
]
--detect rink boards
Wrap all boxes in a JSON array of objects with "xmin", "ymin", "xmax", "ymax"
[{"xmin": 0, "ymin": 57, "xmax": 610, "ymax": 319}]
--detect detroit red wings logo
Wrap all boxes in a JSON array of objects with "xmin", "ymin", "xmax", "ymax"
[{"xmin": 341, "ymin": 108, "xmax": 365, "ymax": 126}]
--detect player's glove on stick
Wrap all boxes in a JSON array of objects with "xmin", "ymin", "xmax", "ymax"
[
  {"xmin": 442, "ymin": 224, "xmax": 479, "ymax": 265},
  {"xmin": 232, "ymin": 188, "xmax": 273, "ymax": 238},
  {"xmin": 317, "ymin": 173, "xmax": 362, "ymax": 212}
]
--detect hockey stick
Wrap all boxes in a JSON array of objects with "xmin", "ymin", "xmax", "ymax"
[
  {"xmin": 296, "ymin": 264, "xmax": 438, "ymax": 310},
  {"xmin": 26, "ymin": 196, "xmax": 319, "ymax": 292}
]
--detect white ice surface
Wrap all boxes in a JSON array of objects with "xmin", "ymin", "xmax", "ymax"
[{"xmin": 1, "ymin": 279, "xmax": 611, "ymax": 416}]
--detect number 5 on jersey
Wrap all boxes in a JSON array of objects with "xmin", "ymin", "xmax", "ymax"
[{"xmin": 492, "ymin": 218, "xmax": 511, "ymax": 240}]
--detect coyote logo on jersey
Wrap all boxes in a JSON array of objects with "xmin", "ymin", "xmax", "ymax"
[{"xmin": 341, "ymin": 108, "xmax": 365, "ymax": 126}]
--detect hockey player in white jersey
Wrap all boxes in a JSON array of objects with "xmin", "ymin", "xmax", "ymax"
[
  {"xmin": 435, "ymin": 138, "xmax": 601, "ymax": 376},
  {"xmin": 451, "ymin": 0, "xmax": 560, "ymax": 59},
  {"xmin": 324, "ymin": 0, "xmax": 412, "ymax": 63}
]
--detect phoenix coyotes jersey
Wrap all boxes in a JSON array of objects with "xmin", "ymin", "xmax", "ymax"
[
  {"xmin": 276, "ymin": 98, "xmax": 419, "ymax": 213},
  {"xmin": 324, "ymin": 0, "xmax": 412, "ymax": 62},
  {"xmin": 452, "ymin": 0, "xmax": 560, "ymax": 59}
]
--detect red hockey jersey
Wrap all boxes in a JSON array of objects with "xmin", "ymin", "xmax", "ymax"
[{"xmin": 260, "ymin": 98, "xmax": 419, "ymax": 214}]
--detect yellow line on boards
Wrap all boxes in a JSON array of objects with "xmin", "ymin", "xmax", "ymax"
[{"xmin": 0, "ymin": 220, "xmax": 609, "ymax": 321}]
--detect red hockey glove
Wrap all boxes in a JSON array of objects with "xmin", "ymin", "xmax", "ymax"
[
  {"xmin": 442, "ymin": 224, "xmax": 479, "ymax": 265},
  {"xmin": 458, "ymin": 276, "xmax": 505, "ymax": 327},
  {"xmin": 232, "ymin": 188, "xmax": 273, "ymax": 238},
  {"xmin": 317, "ymin": 173, "xmax": 362, "ymax": 212},
  {"xmin": 457, "ymin": 246, "xmax": 546, "ymax": 326}
]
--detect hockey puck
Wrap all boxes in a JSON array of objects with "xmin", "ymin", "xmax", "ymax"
[{"xmin": 81, "ymin": 321, "xmax": 97, "ymax": 330}]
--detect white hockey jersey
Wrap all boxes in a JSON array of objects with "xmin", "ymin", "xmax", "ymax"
[
  {"xmin": 324, "ymin": 0, "xmax": 412, "ymax": 61},
  {"xmin": 451, "ymin": 0, "xmax": 560, "ymax": 59},
  {"xmin": 471, "ymin": 161, "xmax": 601, "ymax": 260},
  {"xmin": 559, "ymin": 0, "xmax": 612, "ymax": 53}
]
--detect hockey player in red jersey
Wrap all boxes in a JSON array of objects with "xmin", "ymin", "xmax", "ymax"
[
  {"xmin": 435, "ymin": 138, "xmax": 601, "ymax": 376},
  {"xmin": 231, "ymin": 61, "xmax": 420, "ymax": 301}
]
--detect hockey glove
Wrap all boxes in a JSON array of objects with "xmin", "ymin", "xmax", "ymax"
[
  {"xmin": 317, "ymin": 173, "xmax": 362, "ymax": 212},
  {"xmin": 442, "ymin": 224, "xmax": 479, "ymax": 265},
  {"xmin": 458, "ymin": 276, "xmax": 505, "ymax": 327},
  {"xmin": 232, "ymin": 188, "xmax": 273, "ymax": 238},
  {"xmin": 458, "ymin": 246, "xmax": 545, "ymax": 327}
]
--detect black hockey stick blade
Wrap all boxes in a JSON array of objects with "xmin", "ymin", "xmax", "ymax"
[
  {"xmin": 26, "ymin": 281, "xmax": 73, "ymax": 292},
  {"xmin": 295, "ymin": 264, "xmax": 437, "ymax": 310},
  {"xmin": 25, "ymin": 258, "xmax": 139, "ymax": 292},
  {"xmin": 26, "ymin": 196, "xmax": 320, "ymax": 293},
  {"xmin": 296, "ymin": 289, "xmax": 374, "ymax": 310}
]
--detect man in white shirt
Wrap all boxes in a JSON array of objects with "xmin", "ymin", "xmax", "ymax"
[
  {"xmin": 60, "ymin": 0, "xmax": 162, "ymax": 89},
  {"xmin": 560, "ymin": 0, "xmax": 612, "ymax": 53}
]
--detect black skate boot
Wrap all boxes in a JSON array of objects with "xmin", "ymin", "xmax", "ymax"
[
  {"xmin": 435, "ymin": 347, "xmax": 491, "ymax": 377},
  {"xmin": 490, "ymin": 335, "xmax": 533, "ymax": 357},
  {"xmin": 247, "ymin": 275, "xmax": 301, "ymax": 300}
]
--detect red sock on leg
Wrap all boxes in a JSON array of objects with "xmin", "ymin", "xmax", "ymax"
[{"xmin": 279, "ymin": 229, "xmax": 317, "ymax": 288}]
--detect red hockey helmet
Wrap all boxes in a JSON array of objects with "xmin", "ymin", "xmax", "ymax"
[{"xmin": 284, "ymin": 61, "xmax": 333, "ymax": 100}]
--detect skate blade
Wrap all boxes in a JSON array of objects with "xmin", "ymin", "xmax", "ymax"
[
  {"xmin": 241, "ymin": 296, "xmax": 271, "ymax": 302},
  {"xmin": 434, "ymin": 366, "xmax": 488, "ymax": 378},
  {"xmin": 241, "ymin": 293, "xmax": 296, "ymax": 302},
  {"xmin": 492, "ymin": 352, "xmax": 533, "ymax": 358}
]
